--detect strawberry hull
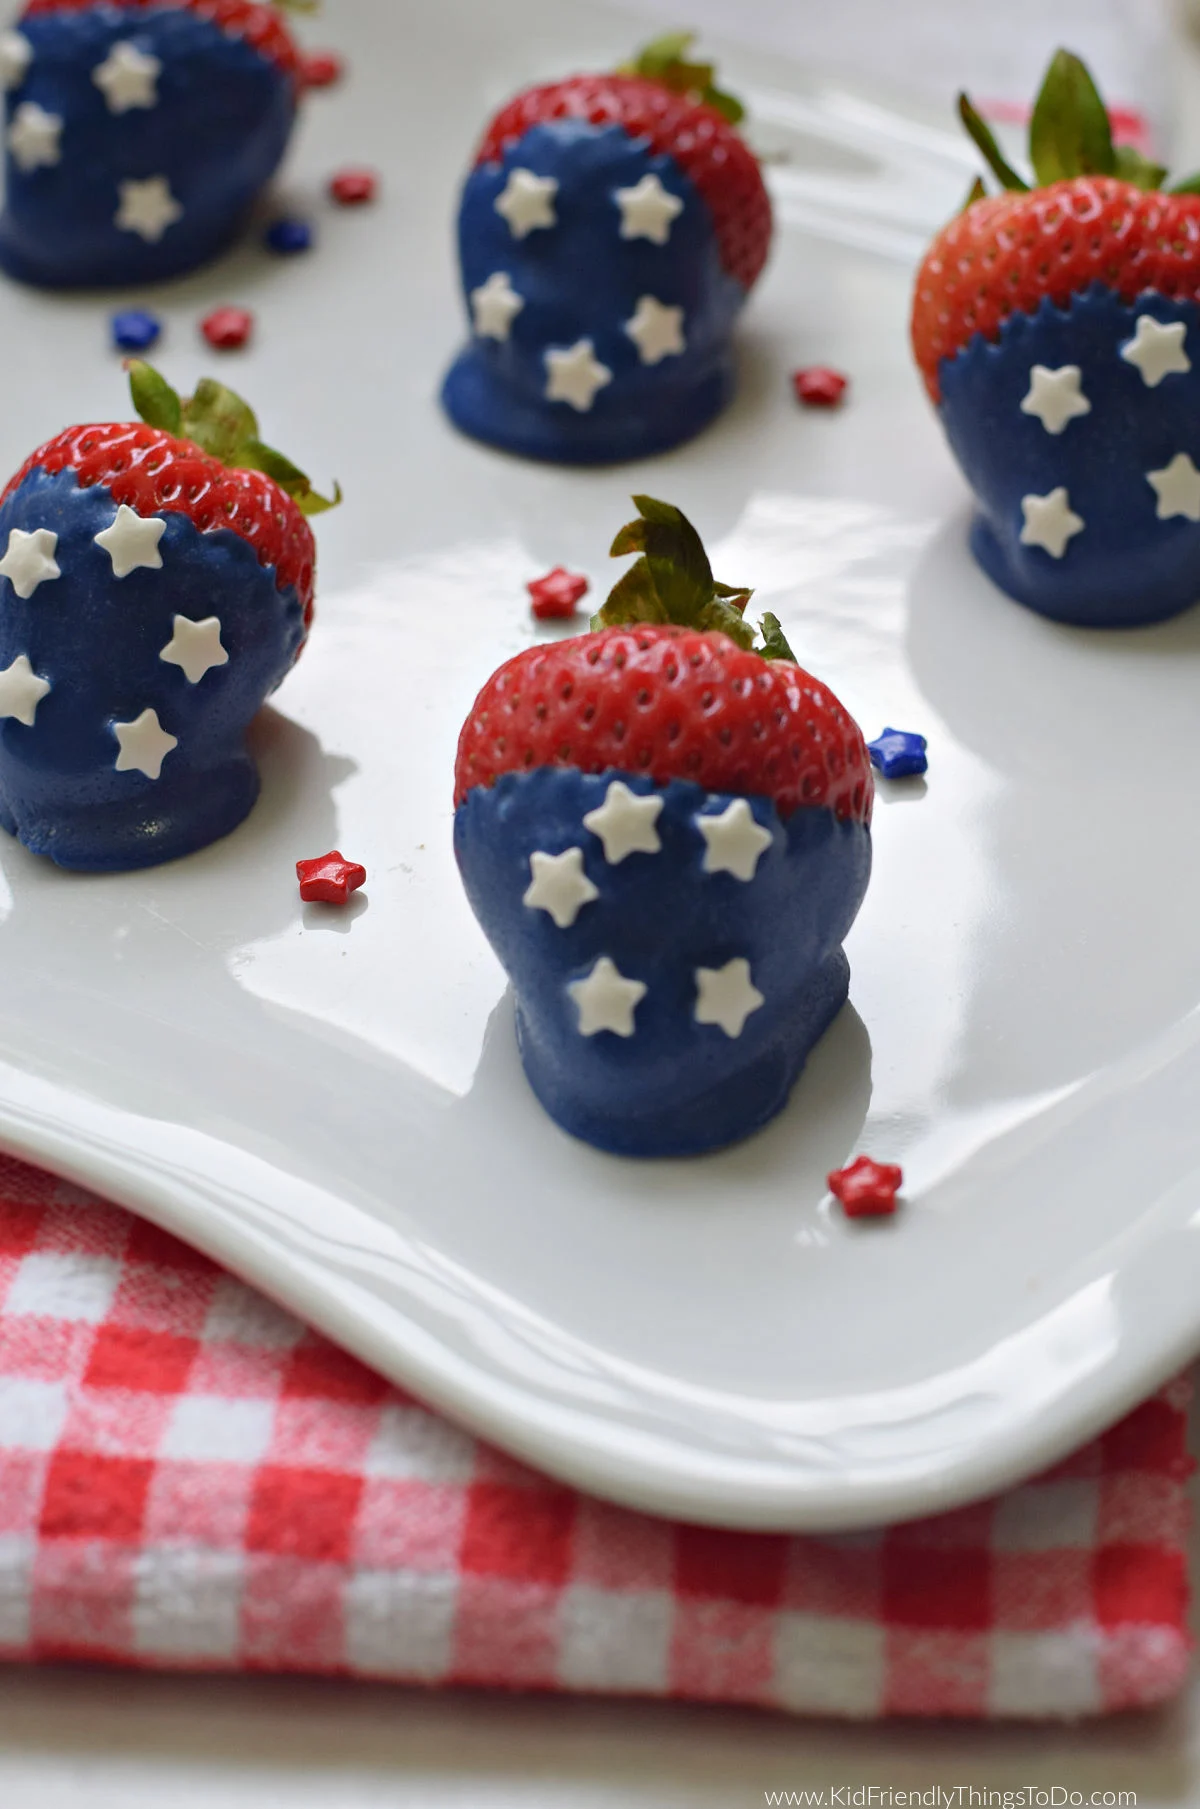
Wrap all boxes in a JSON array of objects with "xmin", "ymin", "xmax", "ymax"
[
  {"xmin": 0, "ymin": 4, "xmax": 295, "ymax": 287},
  {"xmin": 454, "ymin": 767, "xmax": 871, "ymax": 1157},
  {"xmin": 442, "ymin": 120, "xmax": 747, "ymax": 464},
  {"xmin": 938, "ymin": 285, "xmax": 1200, "ymax": 627},
  {"xmin": 0, "ymin": 466, "xmax": 305, "ymax": 869}
]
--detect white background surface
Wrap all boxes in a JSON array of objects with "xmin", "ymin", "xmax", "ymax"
[{"xmin": 5, "ymin": 0, "xmax": 1200, "ymax": 1798}]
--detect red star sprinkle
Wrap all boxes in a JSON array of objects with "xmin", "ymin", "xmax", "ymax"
[
  {"xmin": 200, "ymin": 306, "xmax": 253, "ymax": 351},
  {"xmin": 827, "ymin": 1155, "xmax": 903, "ymax": 1218},
  {"xmin": 330, "ymin": 167, "xmax": 378, "ymax": 206},
  {"xmin": 528, "ymin": 566, "xmax": 590, "ymax": 620},
  {"xmin": 296, "ymin": 851, "xmax": 367, "ymax": 906},
  {"xmin": 793, "ymin": 366, "xmax": 849, "ymax": 408},
  {"xmin": 302, "ymin": 50, "xmax": 344, "ymax": 88}
]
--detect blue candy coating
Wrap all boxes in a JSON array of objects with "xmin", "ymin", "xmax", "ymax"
[
  {"xmin": 264, "ymin": 216, "xmax": 312, "ymax": 254},
  {"xmin": 939, "ymin": 284, "xmax": 1200, "ymax": 627},
  {"xmin": 455, "ymin": 768, "xmax": 871, "ymax": 1156},
  {"xmin": 111, "ymin": 307, "xmax": 160, "ymax": 350},
  {"xmin": 0, "ymin": 467, "xmax": 304, "ymax": 870},
  {"xmin": 0, "ymin": 4, "xmax": 295, "ymax": 288},
  {"xmin": 441, "ymin": 120, "xmax": 748, "ymax": 464}
]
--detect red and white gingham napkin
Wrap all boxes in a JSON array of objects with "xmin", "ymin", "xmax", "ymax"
[{"xmin": 0, "ymin": 1152, "xmax": 1190, "ymax": 1717}]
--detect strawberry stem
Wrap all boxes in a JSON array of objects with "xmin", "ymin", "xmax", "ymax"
[
  {"xmin": 618, "ymin": 31, "xmax": 745, "ymax": 125},
  {"xmin": 1028, "ymin": 50, "xmax": 1115, "ymax": 185},
  {"xmin": 592, "ymin": 496, "xmax": 794, "ymax": 660},
  {"xmin": 957, "ymin": 93, "xmax": 1028, "ymax": 192},
  {"xmin": 126, "ymin": 360, "xmax": 340, "ymax": 516},
  {"xmin": 960, "ymin": 48, "xmax": 1176, "ymax": 200}
]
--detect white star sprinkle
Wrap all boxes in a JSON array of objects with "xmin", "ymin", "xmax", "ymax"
[
  {"xmin": 94, "ymin": 503, "xmax": 165, "ymax": 578},
  {"xmin": 582, "ymin": 780, "xmax": 663, "ymax": 863},
  {"xmin": 0, "ymin": 31, "xmax": 32, "ymax": 92},
  {"xmin": 522, "ymin": 847, "xmax": 599, "ymax": 929},
  {"xmin": 1019, "ymin": 487, "xmax": 1085, "ymax": 559},
  {"xmin": 568, "ymin": 955, "xmax": 647, "ymax": 1038},
  {"xmin": 1120, "ymin": 315, "xmax": 1191, "ymax": 388},
  {"xmin": 0, "ymin": 527, "xmax": 60, "ymax": 598},
  {"xmin": 115, "ymin": 174, "xmax": 182, "ymax": 243},
  {"xmin": 470, "ymin": 269, "xmax": 524, "ymax": 341},
  {"xmin": 1147, "ymin": 452, "xmax": 1200, "ymax": 521},
  {"xmin": 1019, "ymin": 364, "xmax": 1091, "ymax": 435},
  {"xmin": 92, "ymin": 39, "xmax": 161, "ymax": 113},
  {"xmin": 696, "ymin": 798, "xmax": 773, "ymax": 882},
  {"xmin": 113, "ymin": 707, "xmax": 177, "ymax": 780},
  {"xmin": 694, "ymin": 958, "xmax": 764, "ymax": 1038},
  {"xmin": 7, "ymin": 100, "xmax": 61, "ymax": 172},
  {"xmin": 494, "ymin": 167, "xmax": 557, "ymax": 239},
  {"xmin": 544, "ymin": 338, "xmax": 613, "ymax": 412},
  {"xmin": 614, "ymin": 172, "xmax": 683, "ymax": 245},
  {"xmin": 159, "ymin": 615, "xmax": 228, "ymax": 685},
  {"xmin": 0, "ymin": 653, "xmax": 49, "ymax": 726},
  {"xmin": 625, "ymin": 294, "xmax": 686, "ymax": 365}
]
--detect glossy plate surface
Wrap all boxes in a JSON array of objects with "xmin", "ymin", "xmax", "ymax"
[{"xmin": 1, "ymin": 0, "xmax": 1197, "ymax": 1532}]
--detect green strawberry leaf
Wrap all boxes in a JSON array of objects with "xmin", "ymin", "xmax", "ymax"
[
  {"xmin": 620, "ymin": 30, "xmax": 746, "ymax": 126},
  {"xmin": 127, "ymin": 359, "xmax": 182, "ymax": 437},
  {"xmin": 1029, "ymin": 49, "xmax": 1115, "ymax": 184},
  {"xmin": 696, "ymin": 597, "xmax": 756, "ymax": 648},
  {"xmin": 607, "ymin": 493, "xmax": 716, "ymax": 624},
  {"xmin": 1169, "ymin": 170, "xmax": 1200, "ymax": 195},
  {"xmin": 243, "ymin": 440, "xmax": 342, "ymax": 515},
  {"xmin": 958, "ymin": 92, "xmax": 1029, "ymax": 192},
  {"xmin": 631, "ymin": 29, "xmax": 695, "ymax": 69},
  {"xmin": 1114, "ymin": 142, "xmax": 1168, "ymax": 190},
  {"xmin": 180, "ymin": 377, "xmax": 259, "ymax": 466},
  {"xmin": 758, "ymin": 611, "xmax": 797, "ymax": 662},
  {"xmin": 961, "ymin": 174, "xmax": 988, "ymax": 211},
  {"xmin": 125, "ymin": 361, "xmax": 340, "ymax": 512},
  {"xmin": 593, "ymin": 495, "xmax": 784, "ymax": 657}
]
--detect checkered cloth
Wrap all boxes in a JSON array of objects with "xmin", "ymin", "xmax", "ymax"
[{"xmin": 0, "ymin": 1154, "xmax": 1191, "ymax": 1717}]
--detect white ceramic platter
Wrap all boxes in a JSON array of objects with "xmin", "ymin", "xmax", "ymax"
[{"xmin": 1, "ymin": 0, "xmax": 1197, "ymax": 1533}]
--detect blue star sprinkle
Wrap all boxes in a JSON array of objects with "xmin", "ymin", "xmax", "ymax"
[
  {"xmin": 110, "ymin": 308, "xmax": 161, "ymax": 352},
  {"xmin": 264, "ymin": 218, "xmax": 313, "ymax": 256},
  {"xmin": 867, "ymin": 727, "xmax": 928, "ymax": 780}
]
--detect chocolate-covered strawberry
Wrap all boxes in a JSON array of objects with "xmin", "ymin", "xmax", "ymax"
[
  {"xmin": 912, "ymin": 50, "xmax": 1200, "ymax": 627},
  {"xmin": 441, "ymin": 34, "xmax": 772, "ymax": 464},
  {"xmin": 454, "ymin": 497, "xmax": 872, "ymax": 1157},
  {"xmin": 0, "ymin": 359, "xmax": 337, "ymax": 870},
  {"xmin": 0, "ymin": 0, "xmax": 308, "ymax": 286}
]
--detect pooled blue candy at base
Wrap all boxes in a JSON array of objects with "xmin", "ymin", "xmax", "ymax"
[{"xmin": 454, "ymin": 768, "xmax": 871, "ymax": 1157}]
